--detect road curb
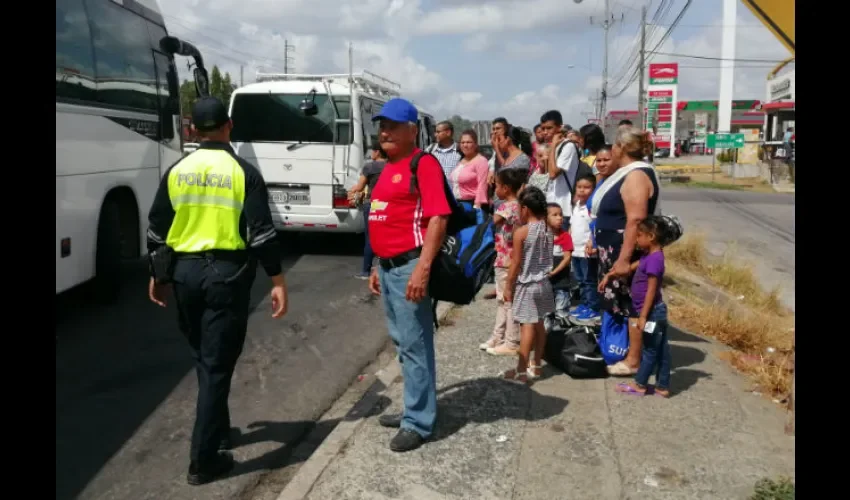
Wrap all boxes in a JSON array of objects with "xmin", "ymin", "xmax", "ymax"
[{"xmin": 275, "ymin": 301, "xmax": 457, "ymax": 500}]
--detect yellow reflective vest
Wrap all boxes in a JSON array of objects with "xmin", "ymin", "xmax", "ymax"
[{"xmin": 165, "ymin": 149, "xmax": 248, "ymax": 252}]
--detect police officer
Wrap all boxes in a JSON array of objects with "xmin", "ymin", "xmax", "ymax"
[{"xmin": 146, "ymin": 96, "xmax": 288, "ymax": 485}]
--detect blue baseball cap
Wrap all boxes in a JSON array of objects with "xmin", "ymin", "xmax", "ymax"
[{"xmin": 372, "ymin": 98, "xmax": 418, "ymax": 123}]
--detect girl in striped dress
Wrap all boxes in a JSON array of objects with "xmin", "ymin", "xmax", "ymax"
[{"xmin": 501, "ymin": 186, "xmax": 555, "ymax": 384}]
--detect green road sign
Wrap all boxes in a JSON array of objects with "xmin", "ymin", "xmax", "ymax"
[{"xmin": 706, "ymin": 133, "xmax": 745, "ymax": 149}]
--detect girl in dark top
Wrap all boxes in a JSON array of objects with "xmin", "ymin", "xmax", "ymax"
[
  {"xmin": 592, "ymin": 127, "xmax": 661, "ymax": 376},
  {"xmin": 600, "ymin": 216, "xmax": 672, "ymax": 397},
  {"xmin": 348, "ymin": 143, "xmax": 387, "ymax": 278}
]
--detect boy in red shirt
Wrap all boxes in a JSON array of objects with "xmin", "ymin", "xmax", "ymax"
[
  {"xmin": 367, "ymin": 98, "xmax": 451, "ymax": 452},
  {"xmin": 546, "ymin": 203, "xmax": 574, "ymax": 318}
]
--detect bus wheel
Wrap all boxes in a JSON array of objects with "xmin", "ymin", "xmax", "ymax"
[{"xmin": 94, "ymin": 198, "xmax": 123, "ymax": 302}]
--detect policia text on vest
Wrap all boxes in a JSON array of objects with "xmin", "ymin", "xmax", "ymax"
[{"xmin": 145, "ymin": 95, "xmax": 288, "ymax": 486}]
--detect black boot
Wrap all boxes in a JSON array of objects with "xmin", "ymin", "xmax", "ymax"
[
  {"xmin": 219, "ymin": 427, "xmax": 239, "ymax": 451},
  {"xmin": 389, "ymin": 429, "xmax": 425, "ymax": 452},
  {"xmin": 378, "ymin": 413, "xmax": 402, "ymax": 428},
  {"xmin": 187, "ymin": 451, "xmax": 235, "ymax": 485}
]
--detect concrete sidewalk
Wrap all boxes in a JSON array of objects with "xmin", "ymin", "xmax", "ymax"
[{"xmin": 278, "ymin": 287, "xmax": 795, "ymax": 500}]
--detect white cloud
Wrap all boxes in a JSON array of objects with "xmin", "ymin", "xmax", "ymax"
[
  {"xmin": 160, "ymin": 0, "xmax": 430, "ymax": 93},
  {"xmin": 462, "ymin": 33, "xmax": 554, "ymax": 60},
  {"xmin": 417, "ymin": 0, "xmax": 623, "ymax": 36},
  {"xmin": 159, "ymin": 0, "xmax": 791, "ymax": 132},
  {"xmin": 604, "ymin": 14, "xmax": 793, "ymax": 113},
  {"xmin": 434, "ymin": 84, "xmax": 589, "ymax": 129}
]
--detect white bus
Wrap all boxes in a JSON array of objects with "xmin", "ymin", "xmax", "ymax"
[
  {"xmin": 56, "ymin": 0, "xmax": 209, "ymax": 297},
  {"xmin": 228, "ymin": 70, "xmax": 436, "ymax": 233}
]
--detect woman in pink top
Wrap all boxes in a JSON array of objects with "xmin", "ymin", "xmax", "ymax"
[{"xmin": 451, "ymin": 129, "xmax": 490, "ymax": 212}]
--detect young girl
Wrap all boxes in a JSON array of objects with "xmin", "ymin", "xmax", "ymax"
[
  {"xmin": 602, "ymin": 216, "xmax": 672, "ymax": 397},
  {"xmin": 501, "ymin": 186, "xmax": 554, "ymax": 383},
  {"xmin": 481, "ymin": 168, "xmax": 526, "ymax": 356},
  {"xmin": 546, "ymin": 203, "xmax": 573, "ymax": 318}
]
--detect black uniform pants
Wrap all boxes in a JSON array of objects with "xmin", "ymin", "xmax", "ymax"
[{"xmin": 172, "ymin": 256, "xmax": 255, "ymax": 464}]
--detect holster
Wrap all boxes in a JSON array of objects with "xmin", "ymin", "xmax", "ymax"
[{"xmin": 149, "ymin": 245, "xmax": 176, "ymax": 284}]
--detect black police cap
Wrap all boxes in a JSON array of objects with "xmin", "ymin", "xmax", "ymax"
[{"xmin": 192, "ymin": 96, "xmax": 230, "ymax": 132}]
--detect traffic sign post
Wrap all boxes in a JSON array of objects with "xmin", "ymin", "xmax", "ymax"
[
  {"xmin": 707, "ymin": 133, "xmax": 745, "ymax": 183},
  {"xmin": 706, "ymin": 133, "xmax": 745, "ymax": 149}
]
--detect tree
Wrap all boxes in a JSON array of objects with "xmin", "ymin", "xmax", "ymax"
[
  {"xmin": 221, "ymin": 72, "xmax": 233, "ymax": 104},
  {"xmin": 209, "ymin": 65, "xmax": 223, "ymax": 103},
  {"xmin": 179, "ymin": 79, "xmax": 198, "ymax": 118},
  {"xmin": 179, "ymin": 65, "xmax": 236, "ymax": 117},
  {"xmin": 446, "ymin": 115, "xmax": 473, "ymax": 142}
]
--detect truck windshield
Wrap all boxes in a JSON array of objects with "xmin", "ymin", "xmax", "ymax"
[{"xmin": 230, "ymin": 93, "xmax": 350, "ymax": 144}]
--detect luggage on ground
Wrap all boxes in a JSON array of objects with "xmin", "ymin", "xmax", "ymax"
[{"xmin": 544, "ymin": 323, "xmax": 608, "ymax": 379}]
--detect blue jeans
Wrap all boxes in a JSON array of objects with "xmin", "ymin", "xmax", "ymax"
[
  {"xmin": 554, "ymin": 289, "xmax": 570, "ymax": 316},
  {"xmin": 378, "ymin": 258, "xmax": 437, "ymax": 438},
  {"xmin": 634, "ymin": 303, "xmax": 671, "ymax": 390},
  {"xmin": 571, "ymin": 257, "xmax": 600, "ymax": 311},
  {"xmin": 361, "ymin": 204, "xmax": 375, "ymax": 275}
]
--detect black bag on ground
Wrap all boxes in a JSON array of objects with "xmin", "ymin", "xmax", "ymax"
[{"xmin": 544, "ymin": 324, "xmax": 608, "ymax": 379}]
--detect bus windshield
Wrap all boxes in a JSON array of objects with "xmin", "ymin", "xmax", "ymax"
[{"xmin": 230, "ymin": 93, "xmax": 351, "ymax": 144}]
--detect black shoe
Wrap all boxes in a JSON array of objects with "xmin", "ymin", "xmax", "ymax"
[
  {"xmin": 219, "ymin": 428, "xmax": 237, "ymax": 451},
  {"xmin": 389, "ymin": 429, "xmax": 425, "ymax": 452},
  {"xmin": 378, "ymin": 413, "xmax": 402, "ymax": 428},
  {"xmin": 187, "ymin": 452, "xmax": 235, "ymax": 486}
]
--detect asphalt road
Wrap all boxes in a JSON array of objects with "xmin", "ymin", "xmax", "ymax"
[
  {"xmin": 662, "ymin": 186, "xmax": 795, "ymax": 310},
  {"xmin": 56, "ymin": 233, "xmax": 388, "ymax": 500}
]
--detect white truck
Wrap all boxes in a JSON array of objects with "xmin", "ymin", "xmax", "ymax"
[{"xmin": 228, "ymin": 70, "xmax": 436, "ymax": 233}]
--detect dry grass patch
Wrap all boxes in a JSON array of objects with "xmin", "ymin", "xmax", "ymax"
[
  {"xmin": 664, "ymin": 234, "xmax": 794, "ymax": 399},
  {"xmin": 666, "ymin": 294, "xmax": 793, "ymax": 398},
  {"xmin": 666, "ymin": 233, "xmax": 786, "ymax": 316}
]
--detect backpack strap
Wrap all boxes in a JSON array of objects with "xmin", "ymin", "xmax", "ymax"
[
  {"xmin": 555, "ymin": 140, "xmax": 581, "ymax": 195},
  {"xmin": 409, "ymin": 150, "xmax": 428, "ymax": 194}
]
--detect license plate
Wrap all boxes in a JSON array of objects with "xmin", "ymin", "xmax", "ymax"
[{"xmin": 268, "ymin": 188, "xmax": 310, "ymax": 205}]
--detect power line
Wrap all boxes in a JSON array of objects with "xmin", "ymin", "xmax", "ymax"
[
  {"xmin": 650, "ymin": 51, "xmax": 790, "ymax": 63},
  {"xmin": 609, "ymin": 0, "xmax": 692, "ymax": 99},
  {"xmin": 165, "ymin": 15, "xmax": 292, "ymax": 67}
]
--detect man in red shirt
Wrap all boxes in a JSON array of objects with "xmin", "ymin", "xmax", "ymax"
[{"xmin": 367, "ymin": 98, "xmax": 451, "ymax": 452}]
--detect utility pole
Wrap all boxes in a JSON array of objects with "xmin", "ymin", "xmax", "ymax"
[
  {"xmin": 637, "ymin": 5, "xmax": 647, "ymax": 131},
  {"xmin": 284, "ymin": 39, "xmax": 295, "ymax": 74},
  {"xmin": 591, "ymin": 0, "xmax": 622, "ymax": 133},
  {"xmin": 240, "ymin": 65, "xmax": 244, "ymax": 87}
]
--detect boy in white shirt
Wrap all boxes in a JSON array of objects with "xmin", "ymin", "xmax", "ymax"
[
  {"xmin": 539, "ymin": 110, "xmax": 592, "ymax": 230},
  {"xmin": 569, "ymin": 173, "xmax": 602, "ymax": 324}
]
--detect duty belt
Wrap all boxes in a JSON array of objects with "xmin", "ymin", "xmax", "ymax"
[
  {"xmin": 378, "ymin": 247, "xmax": 422, "ymax": 271},
  {"xmin": 175, "ymin": 249, "xmax": 248, "ymax": 263}
]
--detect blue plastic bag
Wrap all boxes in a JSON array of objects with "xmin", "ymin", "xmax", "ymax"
[{"xmin": 598, "ymin": 311, "xmax": 629, "ymax": 365}]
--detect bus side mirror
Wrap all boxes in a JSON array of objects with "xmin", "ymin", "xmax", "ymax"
[{"xmin": 193, "ymin": 67, "xmax": 209, "ymax": 98}]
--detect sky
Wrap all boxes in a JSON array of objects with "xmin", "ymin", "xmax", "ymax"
[{"xmin": 159, "ymin": 0, "xmax": 793, "ymax": 129}]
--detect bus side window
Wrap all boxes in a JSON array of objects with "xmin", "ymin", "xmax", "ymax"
[
  {"xmin": 152, "ymin": 51, "xmax": 177, "ymax": 140},
  {"xmin": 333, "ymin": 96, "xmax": 352, "ymax": 145},
  {"xmin": 86, "ymin": 0, "xmax": 159, "ymax": 114},
  {"xmin": 56, "ymin": 0, "xmax": 97, "ymax": 104},
  {"xmin": 422, "ymin": 116, "xmax": 434, "ymax": 148},
  {"xmin": 360, "ymin": 98, "xmax": 378, "ymax": 159}
]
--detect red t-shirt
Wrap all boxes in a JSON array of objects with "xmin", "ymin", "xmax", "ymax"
[
  {"xmin": 368, "ymin": 149, "xmax": 452, "ymax": 259},
  {"xmin": 554, "ymin": 232, "xmax": 574, "ymax": 254}
]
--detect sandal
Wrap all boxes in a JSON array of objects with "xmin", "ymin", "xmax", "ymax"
[
  {"xmin": 499, "ymin": 369, "xmax": 530, "ymax": 385},
  {"xmin": 615, "ymin": 382, "xmax": 647, "ymax": 396},
  {"xmin": 527, "ymin": 363, "xmax": 542, "ymax": 379},
  {"xmin": 653, "ymin": 387, "xmax": 670, "ymax": 398},
  {"xmin": 607, "ymin": 361, "xmax": 638, "ymax": 377}
]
